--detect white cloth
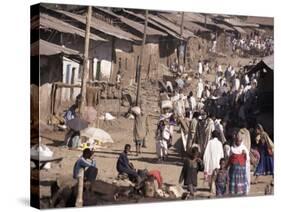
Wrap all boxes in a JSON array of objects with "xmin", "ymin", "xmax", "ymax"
[
  {"xmin": 230, "ymin": 69, "xmax": 235, "ymax": 78},
  {"xmin": 203, "ymin": 118, "xmax": 215, "ymax": 149},
  {"xmin": 214, "ymin": 120, "xmax": 226, "ymax": 144},
  {"xmin": 156, "ymin": 125, "xmax": 170, "ymax": 158},
  {"xmin": 217, "ymin": 65, "xmax": 222, "ymax": 73},
  {"xmin": 203, "ymin": 138, "xmax": 224, "ymax": 176},
  {"xmin": 189, "ymin": 96, "xmax": 197, "ymax": 111},
  {"xmin": 198, "ymin": 62, "xmax": 203, "ymax": 75},
  {"xmin": 197, "ymin": 81, "xmax": 204, "ymax": 99},
  {"xmin": 244, "ymin": 75, "xmax": 250, "ymax": 85},
  {"xmin": 166, "ymin": 81, "xmax": 173, "ymax": 92},
  {"xmin": 156, "ymin": 140, "xmax": 168, "ymax": 158},
  {"xmin": 224, "ymin": 144, "xmax": 231, "ymax": 159},
  {"xmin": 234, "ymin": 78, "xmax": 240, "ymax": 91},
  {"xmin": 181, "ymin": 129, "xmax": 187, "ymax": 152},
  {"xmin": 174, "ymin": 99, "xmax": 185, "ymax": 118}
]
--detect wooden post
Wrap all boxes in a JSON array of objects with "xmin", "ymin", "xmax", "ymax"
[
  {"xmin": 147, "ymin": 54, "xmax": 152, "ymax": 80},
  {"xmin": 180, "ymin": 12, "xmax": 184, "ymax": 37},
  {"xmin": 75, "ymin": 168, "xmax": 84, "ymax": 207},
  {"xmin": 179, "ymin": 12, "xmax": 185, "ymax": 71},
  {"xmin": 135, "ymin": 10, "xmax": 148, "ymax": 106},
  {"xmin": 204, "ymin": 14, "xmax": 207, "ymax": 28},
  {"xmin": 79, "ymin": 6, "xmax": 92, "ymax": 115}
]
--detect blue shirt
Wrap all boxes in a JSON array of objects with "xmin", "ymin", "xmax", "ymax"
[
  {"xmin": 64, "ymin": 104, "xmax": 78, "ymax": 122},
  {"xmin": 73, "ymin": 157, "xmax": 96, "ymax": 179}
]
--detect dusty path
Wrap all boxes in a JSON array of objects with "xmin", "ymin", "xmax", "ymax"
[{"xmin": 39, "ymin": 115, "xmax": 272, "ymax": 201}]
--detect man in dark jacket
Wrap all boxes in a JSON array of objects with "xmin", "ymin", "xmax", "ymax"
[{"xmin": 117, "ymin": 144, "xmax": 140, "ymax": 182}]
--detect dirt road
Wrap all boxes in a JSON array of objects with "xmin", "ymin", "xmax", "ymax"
[{"xmin": 39, "ymin": 115, "xmax": 272, "ymax": 202}]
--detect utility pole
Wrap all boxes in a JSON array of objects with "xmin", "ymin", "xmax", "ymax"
[
  {"xmin": 179, "ymin": 12, "xmax": 185, "ymax": 70},
  {"xmin": 204, "ymin": 14, "xmax": 207, "ymax": 28},
  {"xmin": 135, "ymin": 10, "xmax": 148, "ymax": 106},
  {"xmin": 79, "ymin": 6, "xmax": 92, "ymax": 114},
  {"xmin": 180, "ymin": 12, "xmax": 184, "ymax": 37}
]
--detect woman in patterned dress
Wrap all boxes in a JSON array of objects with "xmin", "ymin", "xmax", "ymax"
[
  {"xmin": 253, "ymin": 124, "xmax": 274, "ymax": 183},
  {"xmin": 227, "ymin": 133, "xmax": 249, "ymax": 195}
]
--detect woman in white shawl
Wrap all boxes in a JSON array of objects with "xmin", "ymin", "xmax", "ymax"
[{"xmin": 203, "ymin": 130, "xmax": 224, "ymax": 186}]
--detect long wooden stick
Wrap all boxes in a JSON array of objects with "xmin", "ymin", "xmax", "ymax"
[
  {"xmin": 135, "ymin": 10, "xmax": 148, "ymax": 106},
  {"xmin": 75, "ymin": 168, "xmax": 84, "ymax": 207},
  {"xmin": 79, "ymin": 6, "xmax": 92, "ymax": 115}
]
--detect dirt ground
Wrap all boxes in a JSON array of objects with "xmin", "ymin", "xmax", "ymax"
[
  {"xmin": 38, "ymin": 54, "xmax": 273, "ymax": 206},
  {"xmin": 39, "ymin": 116, "xmax": 273, "ymax": 202}
]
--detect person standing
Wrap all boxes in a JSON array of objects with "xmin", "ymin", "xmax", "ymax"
[
  {"xmin": 237, "ymin": 128, "xmax": 251, "ymax": 194},
  {"xmin": 197, "ymin": 79, "xmax": 204, "ymax": 99},
  {"xmin": 132, "ymin": 107, "xmax": 146, "ymax": 156},
  {"xmin": 188, "ymin": 91, "xmax": 197, "ymax": 113},
  {"xmin": 187, "ymin": 112, "xmax": 200, "ymax": 151},
  {"xmin": 253, "ymin": 124, "xmax": 274, "ymax": 183},
  {"xmin": 179, "ymin": 147, "xmax": 204, "ymax": 197},
  {"xmin": 203, "ymin": 130, "xmax": 224, "ymax": 187},
  {"xmin": 211, "ymin": 158, "xmax": 229, "ymax": 197},
  {"xmin": 228, "ymin": 134, "xmax": 249, "ymax": 196},
  {"xmin": 198, "ymin": 60, "xmax": 203, "ymax": 78},
  {"xmin": 202, "ymin": 114, "xmax": 215, "ymax": 152},
  {"xmin": 214, "ymin": 119, "xmax": 227, "ymax": 144},
  {"xmin": 155, "ymin": 119, "xmax": 170, "ymax": 162}
]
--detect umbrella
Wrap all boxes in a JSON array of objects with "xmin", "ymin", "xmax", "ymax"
[
  {"xmin": 80, "ymin": 127, "xmax": 114, "ymax": 143},
  {"xmin": 81, "ymin": 106, "xmax": 97, "ymax": 124},
  {"xmin": 66, "ymin": 117, "xmax": 88, "ymax": 131}
]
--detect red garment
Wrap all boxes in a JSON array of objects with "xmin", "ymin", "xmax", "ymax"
[
  {"xmin": 148, "ymin": 170, "xmax": 163, "ymax": 188},
  {"xmin": 229, "ymin": 153, "xmax": 246, "ymax": 166}
]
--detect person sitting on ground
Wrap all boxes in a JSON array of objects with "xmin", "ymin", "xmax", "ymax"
[
  {"xmin": 73, "ymin": 148, "xmax": 98, "ymax": 190},
  {"xmin": 117, "ymin": 144, "xmax": 141, "ymax": 184},
  {"xmin": 179, "ymin": 147, "xmax": 204, "ymax": 197}
]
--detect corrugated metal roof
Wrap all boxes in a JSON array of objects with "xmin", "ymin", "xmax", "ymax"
[
  {"xmin": 31, "ymin": 39, "xmax": 80, "ymax": 56},
  {"xmin": 55, "ymin": 9, "xmax": 142, "ymax": 42},
  {"xmin": 158, "ymin": 13, "xmax": 210, "ymax": 33},
  {"xmin": 246, "ymin": 16, "xmax": 273, "ymax": 27},
  {"xmin": 122, "ymin": 10, "xmax": 181, "ymax": 39},
  {"xmin": 233, "ymin": 26, "xmax": 247, "ymax": 34},
  {"xmin": 224, "ymin": 18, "xmax": 259, "ymax": 27},
  {"xmin": 38, "ymin": 13, "xmax": 106, "ymax": 41},
  {"xmin": 180, "ymin": 12, "xmax": 234, "ymax": 31},
  {"xmin": 92, "ymin": 7, "xmax": 167, "ymax": 36},
  {"xmin": 119, "ymin": 15, "xmax": 167, "ymax": 36},
  {"xmin": 148, "ymin": 14, "xmax": 195, "ymax": 39}
]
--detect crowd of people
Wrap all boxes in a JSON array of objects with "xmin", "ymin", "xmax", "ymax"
[
  {"xmin": 65, "ymin": 57, "xmax": 273, "ymax": 200},
  {"xmin": 231, "ymin": 34, "xmax": 274, "ymax": 57},
  {"xmin": 154, "ymin": 58, "xmax": 274, "ymax": 197}
]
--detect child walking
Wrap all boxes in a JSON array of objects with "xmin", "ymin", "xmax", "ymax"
[
  {"xmin": 155, "ymin": 119, "xmax": 170, "ymax": 162},
  {"xmin": 211, "ymin": 158, "xmax": 229, "ymax": 197},
  {"xmin": 179, "ymin": 147, "xmax": 204, "ymax": 197}
]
